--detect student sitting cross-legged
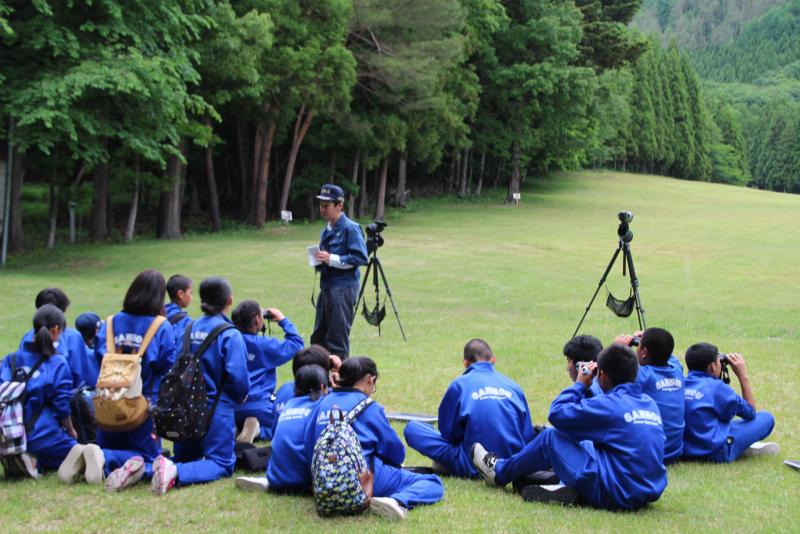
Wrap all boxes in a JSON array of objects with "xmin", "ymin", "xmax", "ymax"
[
  {"xmin": 305, "ymin": 357, "xmax": 444, "ymax": 520},
  {"xmin": 682, "ymin": 343, "xmax": 779, "ymax": 462},
  {"xmin": 404, "ymin": 338, "xmax": 534, "ymax": 478},
  {"xmin": 472, "ymin": 344, "xmax": 668, "ymax": 510}
]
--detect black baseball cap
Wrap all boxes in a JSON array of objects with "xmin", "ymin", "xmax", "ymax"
[{"xmin": 316, "ymin": 184, "xmax": 345, "ymax": 203}]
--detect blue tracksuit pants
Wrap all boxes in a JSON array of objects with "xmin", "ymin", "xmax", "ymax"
[
  {"xmin": 29, "ymin": 428, "xmax": 77, "ymax": 470},
  {"xmin": 235, "ymin": 404, "xmax": 274, "ymax": 441},
  {"xmin": 172, "ymin": 411, "xmax": 236, "ymax": 486},
  {"xmin": 97, "ymin": 416, "xmax": 162, "ymax": 476},
  {"xmin": 710, "ymin": 411, "xmax": 775, "ymax": 463},
  {"xmin": 404, "ymin": 421, "xmax": 476, "ymax": 478},
  {"xmin": 311, "ymin": 285, "xmax": 358, "ymax": 358},
  {"xmin": 372, "ymin": 457, "xmax": 444, "ymax": 508},
  {"xmin": 495, "ymin": 427, "xmax": 604, "ymax": 507}
]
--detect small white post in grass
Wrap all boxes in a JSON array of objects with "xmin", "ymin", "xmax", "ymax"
[
  {"xmin": 512, "ymin": 192, "xmax": 521, "ymax": 206},
  {"xmin": 281, "ymin": 210, "xmax": 293, "ymax": 224}
]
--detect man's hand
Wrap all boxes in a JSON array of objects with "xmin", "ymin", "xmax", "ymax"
[
  {"xmin": 314, "ymin": 251, "xmax": 331, "ymax": 264},
  {"xmin": 265, "ymin": 307, "xmax": 285, "ymax": 322},
  {"xmin": 576, "ymin": 361, "xmax": 597, "ymax": 387},
  {"xmin": 726, "ymin": 353, "xmax": 749, "ymax": 379}
]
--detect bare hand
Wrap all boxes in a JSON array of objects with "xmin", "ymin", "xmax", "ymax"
[
  {"xmin": 314, "ymin": 251, "xmax": 331, "ymax": 264},
  {"xmin": 726, "ymin": 353, "xmax": 748, "ymax": 379},
  {"xmin": 265, "ymin": 307, "xmax": 285, "ymax": 322},
  {"xmin": 614, "ymin": 334, "xmax": 634, "ymax": 346},
  {"xmin": 576, "ymin": 361, "xmax": 597, "ymax": 387},
  {"xmin": 329, "ymin": 354, "xmax": 342, "ymax": 372}
]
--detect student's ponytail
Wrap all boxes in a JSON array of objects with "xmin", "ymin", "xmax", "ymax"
[
  {"xmin": 294, "ymin": 365, "xmax": 328, "ymax": 401},
  {"xmin": 31, "ymin": 304, "xmax": 66, "ymax": 358},
  {"xmin": 337, "ymin": 356, "xmax": 378, "ymax": 388}
]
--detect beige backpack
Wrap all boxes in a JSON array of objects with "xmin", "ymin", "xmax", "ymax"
[{"xmin": 93, "ymin": 315, "xmax": 166, "ymax": 431}]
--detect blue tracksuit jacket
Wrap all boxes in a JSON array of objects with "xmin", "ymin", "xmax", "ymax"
[
  {"xmin": 637, "ymin": 355, "xmax": 685, "ymax": 461},
  {"xmin": 318, "ymin": 214, "xmax": 368, "ymax": 289},
  {"xmin": 272, "ymin": 381, "xmax": 295, "ymax": 437},
  {"xmin": 20, "ymin": 327, "xmax": 94, "ymax": 388},
  {"xmin": 439, "ymin": 361, "xmax": 535, "ymax": 460},
  {"xmin": 549, "ymin": 381, "xmax": 668, "ymax": 509},
  {"xmin": 165, "ymin": 302, "xmax": 193, "ymax": 349},
  {"xmin": 267, "ymin": 393, "xmax": 323, "ymax": 489},
  {"xmin": 95, "ymin": 312, "xmax": 176, "ymax": 404},
  {"xmin": 683, "ymin": 370, "xmax": 755, "ymax": 457}
]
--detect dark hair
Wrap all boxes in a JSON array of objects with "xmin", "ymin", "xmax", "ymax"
[
  {"xmin": 232, "ymin": 300, "xmax": 261, "ymax": 333},
  {"xmin": 685, "ymin": 342, "xmax": 719, "ymax": 372},
  {"xmin": 463, "ymin": 339, "xmax": 493, "ymax": 363},
  {"xmin": 563, "ymin": 335, "xmax": 603, "ymax": 363},
  {"xmin": 338, "ymin": 356, "xmax": 378, "ymax": 387},
  {"xmin": 292, "ymin": 345, "xmax": 331, "ymax": 376},
  {"xmin": 294, "ymin": 364, "xmax": 328, "ymax": 400},
  {"xmin": 35, "ymin": 288, "xmax": 70, "ymax": 312},
  {"xmin": 166, "ymin": 274, "xmax": 193, "ymax": 302},
  {"xmin": 597, "ymin": 344, "xmax": 639, "ymax": 387},
  {"xmin": 123, "ymin": 270, "xmax": 166, "ymax": 316},
  {"xmin": 32, "ymin": 304, "xmax": 66, "ymax": 357},
  {"xmin": 640, "ymin": 327, "xmax": 675, "ymax": 366},
  {"xmin": 199, "ymin": 277, "xmax": 232, "ymax": 316}
]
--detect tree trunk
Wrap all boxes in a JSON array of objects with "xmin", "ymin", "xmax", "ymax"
[
  {"xmin": 9, "ymin": 148, "xmax": 25, "ymax": 252},
  {"xmin": 448, "ymin": 154, "xmax": 456, "ymax": 193},
  {"xmin": 458, "ymin": 147, "xmax": 468, "ymax": 197},
  {"xmin": 124, "ymin": 160, "xmax": 140, "ymax": 243},
  {"xmin": 247, "ymin": 124, "xmax": 263, "ymax": 223},
  {"xmin": 394, "ymin": 152, "xmax": 407, "ymax": 207},
  {"xmin": 506, "ymin": 138, "xmax": 521, "ymax": 203},
  {"xmin": 205, "ymin": 124, "xmax": 221, "ymax": 233},
  {"xmin": 357, "ymin": 160, "xmax": 367, "ymax": 218},
  {"xmin": 46, "ymin": 183, "xmax": 58, "ymax": 249},
  {"xmin": 476, "ymin": 150, "xmax": 486, "ymax": 196},
  {"xmin": 159, "ymin": 138, "xmax": 187, "ymax": 239},
  {"xmin": 468, "ymin": 149, "xmax": 474, "ymax": 194},
  {"xmin": 250, "ymin": 121, "xmax": 276, "ymax": 226},
  {"xmin": 90, "ymin": 158, "xmax": 109, "ymax": 241},
  {"xmin": 279, "ymin": 105, "xmax": 315, "ymax": 213},
  {"xmin": 189, "ymin": 171, "xmax": 201, "ymax": 216},
  {"xmin": 493, "ymin": 158, "xmax": 503, "ymax": 188},
  {"xmin": 237, "ymin": 119, "xmax": 249, "ymax": 215},
  {"xmin": 348, "ymin": 153, "xmax": 359, "ymax": 219},
  {"xmin": 375, "ymin": 157, "xmax": 389, "ymax": 221}
]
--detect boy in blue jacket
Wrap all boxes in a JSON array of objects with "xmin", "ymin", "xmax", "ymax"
[
  {"xmin": 404, "ymin": 339, "xmax": 534, "ymax": 477},
  {"xmin": 472, "ymin": 344, "xmax": 668, "ymax": 510},
  {"xmin": 615, "ymin": 327, "xmax": 685, "ymax": 462},
  {"xmin": 683, "ymin": 342, "xmax": 779, "ymax": 462},
  {"xmin": 165, "ymin": 274, "xmax": 193, "ymax": 345},
  {"xmin": 563, "ymin": 335, "xmax": 604, "ymax": 397}
]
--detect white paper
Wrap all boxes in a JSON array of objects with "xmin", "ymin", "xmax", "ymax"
[{"xmin": 307, "ymin": 245, "xmax": 321, "ymax": 267}]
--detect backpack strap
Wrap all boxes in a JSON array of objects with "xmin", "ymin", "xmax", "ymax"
[
  {"xmin": 105, "ymin": 315, "xmax": 116, "ymax": 355},
  {"xmin": 344, "ymin": 397, "xmax": 374, "ymax": 425},
  {"xmin": 10, "ymin": 354, "xmax": 48, "ymax": 434},
  {"xmin": 193, "ymin": 323, "xmax": 235, "ymax": 427},
  {"xmin": 168, "ymin": 311, "xmax": 188, "ymax": 325},
  {"xmin": 136, "ymin": 316, "xmax": 167, "ymax": 357},
  {"xmin": 181, "ymin": 321, "xmax": 194, "ymax": 354}
]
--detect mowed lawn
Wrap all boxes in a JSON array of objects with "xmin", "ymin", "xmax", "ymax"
[{"xmin": 0, "ymin": 171, "xmax": 798, "ymax": 533}]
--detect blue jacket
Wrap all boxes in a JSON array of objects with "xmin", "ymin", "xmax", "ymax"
[
  {"xmin": 305, "ymin": 388, "xmax": 405, "ymax": 467},
  {"xmin": 1, "ymin": 345, "xmax": 72, "ymax": 447},
  {"xmin": 267, "ymin": 393, "xmax": 323, "ymax": 489},
  {"xmin": 683, "ymin": 370, "xmax": 755, "ymax": 458},
  {"xmin": 438, "ymin": 362, "xmax": 534, "ymax": 463},
  {"xmin": 318, "ymin": 214, "xmax": 368, "ymax": 289},
  {"xmin": 188, "ymin": 314, "xmax": 251, "ymax": 415},
  {"xmin": 95, "ymin": 312, "xmax": 176, "ymax": 403},
  {"xmin": 236, "ymin": 319, "xmax": 304, "ymax": 412},
  {"xmin": 637, "ymin": 355, "xmax": 685, "ymax": 461},
  {"xmin": 549, "ymin": 381, "xmax": 668, "ymax": 510},
  {"xmin": 19, "ymin": 327, "xmax": 95, "ymax": 389},
  {"xmin": 165, "ymin": 302, "xmax": 193, "ymax": 349},
  {"xmin": 272, "ymin": 381, "xmax": 295, "ymax": 437}
]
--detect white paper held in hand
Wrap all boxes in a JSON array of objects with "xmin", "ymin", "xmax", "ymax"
[{"xmin": 307, "ymin": 245, "xmax": 322, "ymax": 267}]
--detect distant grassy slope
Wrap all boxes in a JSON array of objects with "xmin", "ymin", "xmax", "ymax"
[{"xmin": 0, "ymin": 171, "xmax": 798, "ymax": 533}]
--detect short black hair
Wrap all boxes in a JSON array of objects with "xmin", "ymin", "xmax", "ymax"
[
  {"xmin": 166, "ymin": 274, "xmax": 193, "ymax": 302},
  {"xmin": 338, "ymin": 356, "xmax": 378, "ymax": 387},
  {"xmin": 123, "ymin": 270, "xmax": 166, "ymax": 316},
  {"xmin": 294, "ymin": 364, "xmax": 328, "ymax": 400},
  {"xmin": 32, "ymin": 304, "xmax": 66, "ymax": 358},
  {"xmin": 292, "ymin": 345, "xmax": 331, "ymax": 376},
  {"xmin": 463, "ymin": 339, "xmax": 493, "ymax": 363},
  {"xmin": 232, "ymin": 299, "xmax": 260, "ymax": 333},
  {"xmin": 35, "ymin": 288, "xmax": 70, "ymax": 312},
  {"xmin": 685, "ymin": 342, "xmax": 719, "ymax": 372},
  {"xmin": 640, "ymin": 327, "xmax": 675, "ymax": 365},
  {"xmin": 199, "ymin": 277, "xmax": 232, "ymax": 316},
  {"xmin": 563, "ymin": 335, "xmax": 603, "ymax": 363},
  {"xmin": 597, "ymin": 344, "xmax": 639, "ymax": 387}
]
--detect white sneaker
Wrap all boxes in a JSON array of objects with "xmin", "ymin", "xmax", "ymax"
[
  {"xmin": 471, "ymin": 443, "xmax": 499, "ymax": 486},
  {"xmin": 743, "ymin": 442, "xmax": 781, "ymax": 457},
  {"xmin": 370, "ymin": 497, "xmax": 408, "ymax": 520},
  {"xmin": 106, "ymin": 456, "xmax": 145, "ymax": 492},
  {"xmin": 151, "ymin": 455, "xmax": 178, "ymax": 495},
  {"xmin": 235, "ymin": 476, "xmax": 270, "ymax": 492},
  {"xmin": 237, "ymin": 417, "xmax": 261, "ymax": 444},
  {"xmin": 58, "ymin": 444, "xmax": 86, "ymax": 484},
  {"xmin": 83, "ymin": 444, "xmax": 106, "ymax": 484}
]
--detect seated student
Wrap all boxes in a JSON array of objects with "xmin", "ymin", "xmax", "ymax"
[
  {"xmin": 165, "ymin": 274, "xmax": 194, "ymax": 345},
  {"xmin": 231, "ymin": 299, "xmax": 304, "ymax": 443},
  {"xmin": 148, "ymin": 277, "xmax": 251, "ymax": 495},
  {"xmin": 59, "ymin": 270, "xmax": 176, "ymax": 486},
  {"xmin": 404, "ymin": 339, "xmax": 534, "ymax": 478},
  {"xmin": 18, "ymin": 288, "xmax": 89, "ymax": 389},
  {"xmin": 305, "ymin": 357, "xmax": 444, "ymax": 520},
  {"xmin": 615, "ymin": 328, "xmax": 684, "ymax": 463},
  {"xmin": 472, "ymin": 344, "xmax": 668, "ymax": 510},
  {"xmin": 0, "ymin": 305, "xmax": 79, "ymax": 474},
  {"xmin": 74, "ymin": 312, "xmax": 101, "ymax": 386},
  {"xmin": 236, "ymin": 365, "xmax": 330, "ymax": 493},
  {"xmin": 563, "ymin": 335, "xmax": 603, "ymax": 397},
  {"xmin": 683, "ymin": 343, "xmax": 779, "ymax": 462}
]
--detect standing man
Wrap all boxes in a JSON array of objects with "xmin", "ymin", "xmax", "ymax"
[{"xmin": 311, "ymin": 184, "xmax": 368, "ymax": 358}]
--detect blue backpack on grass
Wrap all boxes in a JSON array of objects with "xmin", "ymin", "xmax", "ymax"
[{"xmin": 311, "ymin": 397, "xmax": 374, "ymax": 516}]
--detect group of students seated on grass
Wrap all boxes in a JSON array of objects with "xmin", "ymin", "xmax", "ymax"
[{"xmin": 0, "ymin": 270, "xmax": 780, "ymax": 520}]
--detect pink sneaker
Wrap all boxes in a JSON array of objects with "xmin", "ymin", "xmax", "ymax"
[
  {"xmin": 151, "ymin": 455, "xmax": 177, "ymax": 496},
  {"xmin": 105, "ymin": 456, "xmax": 145, "ymax": 492}
]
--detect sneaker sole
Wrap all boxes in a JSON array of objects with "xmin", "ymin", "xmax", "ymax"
[
  {"xmin": 57, "ymin": 445, "xmax": 86, "ymax": 484},
  {"xmin": 84, "ymin": 445, "xmax": 105, "ymax": 485},
  {"xmin": 470, "ymin": 444, "xmax": 497, "ymax": 486},
  {"xmin": 370, "ymin": 498, "xmax": 407, "ymax": 520},
  {"xmin": 106, "ymin": 457, "xmax": 145, "ymax": 492},
  {"xmin": 236, "ymin": 419, "xmax": 261, "ymax": 444},
  {"xmin": 234, "ymin": 477, "xmax": 269, "ymax": 492},
  {"xmin": 744, "ymin": 443, "xmax": 781, "ymax": 457},
  {"xmin": 152, "ymin": 457, "xmax": 175, "ymax": 495},
  {"xmin": 521, "ymin": 484, "xmax": 579, "ymax": 506}
]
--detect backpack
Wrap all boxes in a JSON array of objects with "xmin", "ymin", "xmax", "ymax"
[
  {"xmin": 0, "ymin": 354, "xmax": 46, "ymax": 478},
  {"xmin": 70, "ymin": 386, "xmax": 96, "ymax": 444},
  {"xmin": 93, "ymin": 315, "xmax": 166, "ymax": 432},
  {"xmin": 151, "ymin": 322, "xmax": 233, "ymax": 441},
  {"xmin": 311, "ymin": 397, "xmax": 375, "ymax": 517}
]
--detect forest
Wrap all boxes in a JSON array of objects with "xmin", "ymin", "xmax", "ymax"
[{"xmin": 0, "ymin": 0, "xmax": 795, "ymax": 253}]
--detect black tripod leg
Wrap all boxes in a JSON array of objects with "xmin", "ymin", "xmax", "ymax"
[
  {"xmin": 572, "ymin": 244, "xmax": 623, "ymax": 338},
  {"xmin": 374, "ymin": 257, "xmax": 408, "ymax": 342},
  {"xmin": 623, "ymin": 245, "xmax": 647, "ymax": 331},
  {"xmin": 372, "ymin": 258, "xmax": 381, "ymax": 336},
  {"xmin": 355, "ymin": 259, "xmax": 373, "ymax": 315}
]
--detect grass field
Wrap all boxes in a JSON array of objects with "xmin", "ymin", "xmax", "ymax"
[{"xmin": 1, "ymin": 171, "xmax": 798, "ymax": 533}]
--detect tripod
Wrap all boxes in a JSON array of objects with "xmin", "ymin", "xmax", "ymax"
[
  {"xmin": 572, "ymin": 221, "xmax": 646, "ymax": 338},
  {"xmin": 355, "ymin": 250, "xmax": 407, "ymax": 341}
]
